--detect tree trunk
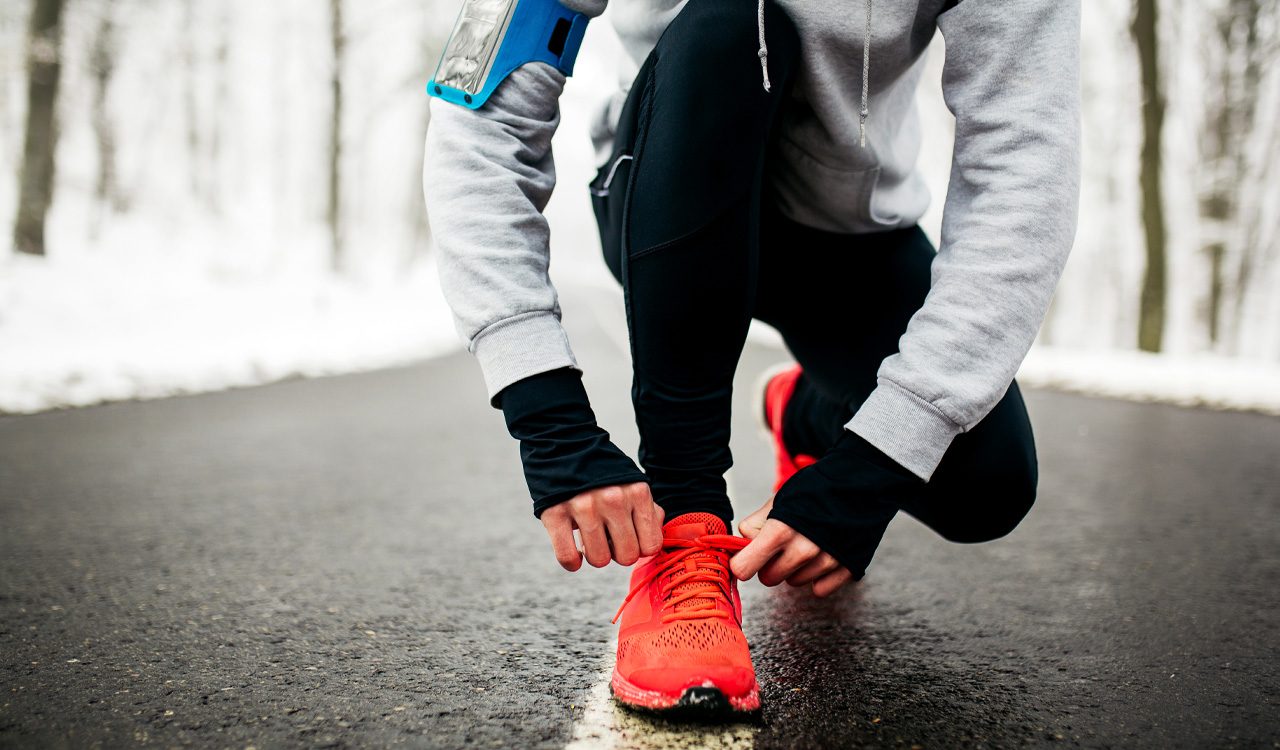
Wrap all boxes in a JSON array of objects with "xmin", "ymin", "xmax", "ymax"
[
  {"xmin": 13, "ymin": 0, "xmax": 67, "ymax": 257},
  {"xmin": 209, "ymin": 6, "xmax": 231, "ymax": 213},
  {"xmin": 1132, "ymin": 0, "xmax": 1166, "ymax": 352},
  {"xmin": 1225, "ymin": 0, "xmax": 1274, "ymax": 350},
  {"xmin": 183, "ymin": 0, "xmax": 205, "ymax": 205},
  {"xmin": 1199, "ymin": 0, "xmax": 1270, "ymax": 350},
  {"xmin": 329, "ymin": 0, "xmax": 345, "ymax": 273},
  {"xmin": 90, "ymin": 2, "xmax": 123, "ymax": 218}
]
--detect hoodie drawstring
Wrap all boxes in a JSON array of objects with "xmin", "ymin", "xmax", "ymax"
[
  {"xmin": 859, "ymin": 0, "xmax": 871, "ymax": 147},
  {"xmin": 756, "ymin": 0, "xmax": 871, "ymax": 148},
  {"xmin": 756, "ymin": 0, "xmax": 771, "ymax": 92}
]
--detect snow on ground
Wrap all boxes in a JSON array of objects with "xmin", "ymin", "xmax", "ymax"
[
  {"xmin": 0, "ymin": 224, "xmax": 458, "ymax": 415},
  {"xmin": 1016, "ymin": 347, "xmax": 1280, "ymax": 416},
  {"xmin": 744, "ymin": 323, "xmax": 1280, "ymax": 417}
]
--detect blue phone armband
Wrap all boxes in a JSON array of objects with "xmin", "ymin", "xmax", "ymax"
[{"xmin": 428, "ymin": 0, "xmax": 589, "ymax": 109}]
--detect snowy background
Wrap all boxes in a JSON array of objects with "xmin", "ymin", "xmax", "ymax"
[{"xmin": 0, "ymin": 0, "xmax": 1277, "ymax": 415}]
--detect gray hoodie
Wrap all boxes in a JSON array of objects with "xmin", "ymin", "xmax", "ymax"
[{"xmin": 422, "ymin": 0, "xmax": 1081, "ymax": 481}]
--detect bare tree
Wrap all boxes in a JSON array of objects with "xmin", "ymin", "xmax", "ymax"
[
  {"xmin": 90, "ymin": 0, "xmax": 125, "ymax": 220},
  {"xmin": 1197, "ymin": 0, "xmax": 1279, "ymax": 351},
  {"xmin": 208, "ymin": 5, "xmax": 231, "ymax": 213},
  {"xmin": 13, "ymin": 0, "xmax": 67, "ymax": 257},
  {"xmin": 329, "ymin": 0, "xmax": 346, "ymax": 272},
  {"xmin": 183, "ymin": 0, "xmax": 205, "ymax": 205},
  {"xmin": 1132, "ymin": 0, "xmax": 1167, "ymax": 352}
]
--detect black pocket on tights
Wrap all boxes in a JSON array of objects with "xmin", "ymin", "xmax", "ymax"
[
  {"xmin": 589, "ymin": 151, "xmax": 633, "ymax": 283},
  {"xmin": 586, "ymin": 53, "xmax": 657, "ymax": 281}
]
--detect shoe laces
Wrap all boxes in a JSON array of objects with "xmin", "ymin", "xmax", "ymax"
[{"xmin": 612, "ymin": 534, "xmax": 750, "ymax": 625}]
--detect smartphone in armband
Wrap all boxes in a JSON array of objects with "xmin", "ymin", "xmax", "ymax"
[{"xmin": 428, "ymin": 0, "xmax": 589, "ymax": 110}]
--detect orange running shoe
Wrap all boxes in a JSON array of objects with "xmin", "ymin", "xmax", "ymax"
[
  {"xmin": 610, "ymin": 512, "xmax": 758, "ymax": 717},
  {"xmin": 755, "ymin": 363, "xmax": 818, "ymax": 492}
]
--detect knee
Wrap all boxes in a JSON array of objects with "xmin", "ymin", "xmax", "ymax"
[
  {"xmin": 985, "ymin": 464, "xmax": 1038, "ymax": 541},
  {"xmin": 938, "ymin": 454, "xmax": 1038, "ymax": 544}
]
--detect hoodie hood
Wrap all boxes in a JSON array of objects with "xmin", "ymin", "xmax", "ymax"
[{"xmin": 757, "ymin": 0, "xmax": 872, "ymax": 147}]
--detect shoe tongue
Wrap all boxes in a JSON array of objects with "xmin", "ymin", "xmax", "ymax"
[
  {"xmin": 663, "ymin": 512, "xmax": 728, "ymax": 540},
  {"xmin": 660, "ymin": 513, "xmax": 732, "ymax": 614}
]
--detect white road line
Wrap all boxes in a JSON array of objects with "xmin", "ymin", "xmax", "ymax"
[{"xmin": 565, "ymin": 642, "xmax": 757, "ymax": 750}]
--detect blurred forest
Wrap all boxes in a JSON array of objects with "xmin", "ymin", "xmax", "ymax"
[
  {"xmin": 1, "ymin": 0, "xmax": 447, "ymax": 275},
  {"xmin": 1, "ymin": 0, "xmax": 1278, "ymax": 366},
  {"xmin": 1057, "ymin": 0, "xmax": 1280, "ymax": 361}
]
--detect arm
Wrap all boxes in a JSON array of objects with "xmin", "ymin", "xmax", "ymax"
[
  {"xmin": 737, "ymin": 0, "xmax": 1081, "ymax": 591},
  {"xmin": 423, "ymin": 2, "xmax": 662, "ymax": 569},
  {"xmin": 423, "ymin": 62, "xmax": 578, "ymax": 401},
  {"xmin": 847, "ymin": 0, "xmax": 1082, "ymax": 481}
]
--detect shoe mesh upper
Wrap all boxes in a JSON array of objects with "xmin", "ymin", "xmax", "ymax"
[
  {"xmin": 617, "ymin": 512, "xmax": 748, "ymax": 667},
  {"xmin": 618, "ymin": 619, "xmax": 748, "ymax": 666}
]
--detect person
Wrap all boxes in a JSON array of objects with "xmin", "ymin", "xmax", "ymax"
[{"xmin": 422, "ymin": 0, "xmax": 1080, "ymax": 718}]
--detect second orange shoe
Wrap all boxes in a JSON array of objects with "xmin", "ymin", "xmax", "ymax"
[
  {"xmin": 756, "ymin": 363, "xmax": 819, "ymax": 492},
  {"xmin": 610, "ymin": 512, "xmax": 758, "ymax": 717}
]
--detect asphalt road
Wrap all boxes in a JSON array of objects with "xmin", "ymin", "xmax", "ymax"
[{"xmin": 2, "ymin": 285, "xmax": 1278, "ymax": 749}]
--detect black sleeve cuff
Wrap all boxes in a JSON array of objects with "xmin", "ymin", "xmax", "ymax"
[
  {"xmin": 826, "ymin": 429, "xmax": 922, "ymax": 485},
  {"xmin": 495, "ymin": 367, "xmax": 648, "ymax": 517},
  {"xmin": 493, "ymin": 366, "xmax": 588, "ymax": 415}
]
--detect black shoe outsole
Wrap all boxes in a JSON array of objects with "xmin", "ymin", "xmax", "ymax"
[{"xmin": 612, "ymin": 686, "xmax": 762, "ymax": 724}]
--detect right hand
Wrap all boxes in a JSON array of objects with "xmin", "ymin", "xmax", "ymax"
[
  {"xmin": 734, "ymin": 495, "xmax": 855, "ymax": 597},
  {"xmin": 539, "ymin": 482, "xmax": 665, "ymax": 571}
]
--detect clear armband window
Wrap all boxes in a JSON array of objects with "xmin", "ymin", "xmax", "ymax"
[{"xmin": 428, "ymin": 0, "xmax": 589, "ymax": 109}]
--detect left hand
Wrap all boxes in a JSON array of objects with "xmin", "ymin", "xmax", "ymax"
[
  {"xmin": 731, "ymin": 430, "xmax": 921, "ymax": 596},
  {"xmin": 731, "ymin": 496, "xmax": 855, "ymax": 598}
]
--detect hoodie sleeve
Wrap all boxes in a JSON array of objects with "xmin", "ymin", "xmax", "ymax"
[
  {"xmin": 845, "ymin": 0, "xmax": 1082, "ymax": 481},
  {"xmin": 422, "ymin": 0, "xmax": 607, "ymax": 404}
]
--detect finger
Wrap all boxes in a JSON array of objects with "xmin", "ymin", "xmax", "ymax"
[
  {"xmin": 786, "ymin": 553, "xmax": 840, "ymax": 587},
  {"xmin": 730, "ymin": 520, "xmax": 791, "ymax": 581},
  {"xmin": 737, "ymin": 496, "xmax": 774, "ymax": 540},
  {"xmin": 602, "ymin": 510, "xmax": 641, "ymax": 567},
  {"xmin": 541, "ymin": 511, "xmax": 582, "ymax": 572},
  {"xmin": 575, "ymin": 515, "xmax": 612, "ymax": 568},
  {"xmin": 812, "ymin": 568, "xmax": 854, "ymax": 598},
  {"xmin": 631, "ymin": 489, "xmax": 663, "ymax": 557},
  {"xmin": 758, "ymin": 536, "xmax": 820, "ymax": 587}
]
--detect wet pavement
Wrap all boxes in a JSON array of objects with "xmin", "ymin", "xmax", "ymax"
[{"xmin": 1, "ymin": 284, "xmax": 1278, "ymax": 748}]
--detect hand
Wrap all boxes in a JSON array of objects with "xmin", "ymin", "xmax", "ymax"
[
  {"xmin": 735, "ymin": 430, "xmax": 921, "ymax": 593},
  {"xmin": 539, "ymin": 481, "xmax": 665, "ymax": 571},
  {"xmin": 732, "ymin": 496, "xmax": 854, "ymax": 597}
]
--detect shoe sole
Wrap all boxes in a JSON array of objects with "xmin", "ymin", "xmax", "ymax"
[{"xmin": 609, "ymin": 667, "xmax": 761, "ymax": 721}]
